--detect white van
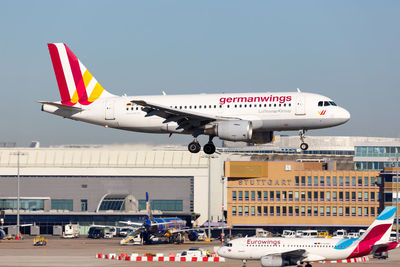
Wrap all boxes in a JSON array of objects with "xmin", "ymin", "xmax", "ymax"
[
  {"xmin": 282, "ymin": 230, "xmax": 296, "ymax": 238},
  {"xmin": 333, "ymin": 229, "xmax": 347, "ymax": 238},
  {"xmin": 300, "ymin": 230, "xmax": 318, "ymax": 238}
]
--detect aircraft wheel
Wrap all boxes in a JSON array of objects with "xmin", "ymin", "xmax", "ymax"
[
  {"xmin": 188, "ymin": 142, "xmax": 201, "ymax": 153},
  {"xmin": 203, "ymin": 143, "xmax": 216, "ymax": 155},
  {"xmin": 305, "ymin": 264, "xmax": 312, "ymax": 267},
  {"xmin": 300, "ymin": 142, "xmax": 309, "ymax": 151}
]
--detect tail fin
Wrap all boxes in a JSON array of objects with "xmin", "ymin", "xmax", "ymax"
[
  {"xmin": 358, "ymin": 206, "xmax": 396, "ymax": 244},
  {"xmin": 145, "ymin": 192, "xmax": 152, "ymax": 220},
  {"xmin": 348, "ymin": 206, "xmax": 397, "ymax": 257},
  {"xmin": 47, "ymin": 43, "xmax": 113, "ymax": 106}
]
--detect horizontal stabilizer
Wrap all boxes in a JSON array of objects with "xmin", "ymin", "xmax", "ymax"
[{"xmin": 38, "ymin": 101, "xmax": 83, "ymax": 111}]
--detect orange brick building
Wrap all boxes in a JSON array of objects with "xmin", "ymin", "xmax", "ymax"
[{"xmin": 225, "ymin": 161, "xmax": 380, "ymax": 230}]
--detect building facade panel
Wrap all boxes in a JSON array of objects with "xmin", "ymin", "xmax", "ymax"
[{"xmin": 225, "ymin": 161, "xmax": 380, "ymax": 230}]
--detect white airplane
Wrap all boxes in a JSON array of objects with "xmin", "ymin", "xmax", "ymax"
[
  {"xmin": 40, "ymin": 43, "xmax": 350, "ymax": 154},
  {"xmin": 218, "ymin": 206, "xmax": 399, "ymax": 267}
]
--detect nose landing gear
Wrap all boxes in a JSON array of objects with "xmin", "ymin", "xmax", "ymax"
[{"xmin": 299, "ymin": 129, "xmax": 309, "ymax": 151}]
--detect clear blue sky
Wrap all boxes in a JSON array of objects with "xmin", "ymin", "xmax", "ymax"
[{"xmin": 0, "ymin": 1, "xmax": 399, "ymax": 147}]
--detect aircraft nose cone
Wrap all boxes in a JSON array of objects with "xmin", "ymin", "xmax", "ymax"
[
  {"xmin": 342, "ymin": 108, "xmax": 351, "ymax": 123},
  {"xmin": 217, "ymin": 247, "xmax": 226, "ymax": 257}
]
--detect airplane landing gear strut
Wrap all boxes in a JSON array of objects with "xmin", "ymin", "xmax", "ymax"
[
  {"xmin": 299, "ymin": 129, "xmax": 309, "ymax": 151},
  {"xmin": 242, "ymin": 259, "xmax": 247, "ymax": 267}
]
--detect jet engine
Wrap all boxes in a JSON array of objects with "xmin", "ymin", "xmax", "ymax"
[
  {"xmin": 260, "ymin": 255, "xmax": 285, "ymax": 267},
  {"xmin": 188, "ymin": 231, "xmax": 199, "ymax": 241},
  {"xmin": 204, "ymin": 120, "xmax": 253, "ymax": 142},
  {"xmin": 260, "ymin": 254, "xmax": 301, "ymax": 267}
]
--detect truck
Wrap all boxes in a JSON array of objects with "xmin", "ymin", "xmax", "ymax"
[{"xmin": 62, "ymin": 224, "xmax": 79, "ymax": 238}]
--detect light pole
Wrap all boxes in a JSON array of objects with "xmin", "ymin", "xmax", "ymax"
[
  {"xmin": 221, "ymin": 175, "xmax": 225, "ymax": 243},
  {"xmin": 10, "ymin": 151, "xmax": 26, "ymax": 238},
  {"xmin": 204, "ymin": 153, "xmax": 221, "ymax": 240}
]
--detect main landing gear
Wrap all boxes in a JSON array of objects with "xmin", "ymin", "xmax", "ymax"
[
  {"xmin": 203, "ymin": 136, "xmax": 216, "ymax": 155},
  {"xmin": 188, "ymin": 139, "xmax": 201, "ymax": 153},
  {"xmin": 188, "ymin": 137, "xmax": 216, "ymax": 155},
  {"xmin": 299, "ymin": 129, "xmax": 309, "ymax": 151}
]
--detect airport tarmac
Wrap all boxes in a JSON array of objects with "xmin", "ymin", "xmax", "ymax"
[{"xmin": 0, "ymin": 236, "xmax": 399, "ymax": 267}]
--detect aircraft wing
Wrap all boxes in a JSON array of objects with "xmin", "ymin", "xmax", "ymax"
[
  {"xmin": 267, "ymin": 249, "xmax": 307, "ymax": 261},
  {"xmin": 279, "ymin": 249, "xmax": 306, "ymax": 258},
  {"xmin": 119, "ymin": 221, "xmax": 144, "ymax": 226},
  {"xmin": 131, "ymin": 99, "xmax": 239, "ymax": 131},
  {"xmin": 168, "ymin": 226, "xmax": 220, "ymax": 234}
]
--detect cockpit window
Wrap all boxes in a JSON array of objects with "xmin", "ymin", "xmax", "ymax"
[
  {"xmin": 319, "ymin": 101, "xmax": 337, "ymax": 106},
  {"xmin": 224, "ymin": 243, "xmax": 233, "ymax": 247}
]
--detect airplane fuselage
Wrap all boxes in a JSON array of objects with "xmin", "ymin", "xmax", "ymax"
[
  {"xmin": 146, "ymin": 217, "xmax": 186, "ymax": 236},
  {"xmin": 42, "ymin": 91, "xmax": 350, "ymax": 135},
  {"xmin": 218, "ymin": 236, "xmax": 399, "ymax": 263}
]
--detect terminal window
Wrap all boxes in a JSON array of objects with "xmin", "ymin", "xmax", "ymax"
[
  {"xmin": 0, "ymin": 199, "xmax": 44, "ymax": 211},
  {"xmin": 232, "ymin": 206, "xmax": 237, "ymax": 216},
  {"xmin": 232, "ymin": 191, "xmax": 237, "ymax": 201},
  {"xmin": 138, "ymin": 200, "xmax": 183, "ymax": 212},
  {"xmin": 51, "ymin": 199, "xmax": 73, "ymax": 211},
  {"xmin": 81, "ymin": 199, "xmax": 88, "ymax": 211}
]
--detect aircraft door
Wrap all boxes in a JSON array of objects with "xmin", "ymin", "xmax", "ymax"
[
  {"xmin": 295, "ymin": 94, "xmax": 306, "ymax": 115},
  {"xmin": 105, "ymin": 100, "xmax": 115, "ymax": 120}
]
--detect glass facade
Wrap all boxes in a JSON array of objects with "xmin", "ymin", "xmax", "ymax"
[
  {"xmin": 355, "ymin": 146, "xmax": 400, "ymax": 157},
  {"xmin": 51, "ymin": 199, "xmax": 73, "ymax": 211},
  {"xmin": 99, "ymin": 197, "xmax": 125, "ymax": 211},
  {"xmin": 355, "ymin": 145, "xmax": 400, "ymax": 170},
  {"xmin": 138, "ymin": 200, "xmax": 183, "ymax": 211},
  {"xmin": 0, "ymin": 199, "xmax": 44, "ymax": 211}
]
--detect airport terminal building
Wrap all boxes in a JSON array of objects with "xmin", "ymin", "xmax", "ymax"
[
  {"xmin": 0, "ymin": 145, "xmax": 224, "ymax": 233},
  {"xmin": 225, "ymin": 161, "xmax": 381, "ymax": 232}
]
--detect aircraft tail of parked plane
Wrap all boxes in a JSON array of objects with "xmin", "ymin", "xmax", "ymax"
[
  {"xmin": 41, "ymin": 43, "xmax": 350, "ymax": 154},
  {"xmin": 218, "ymin": 207, "xmax": 399, "ymax": 267},
  {"xmin": 47, "ymin": 43, "xmax": 114, "ymax": 107},
  {"xmin": 347, "ymin": 206, "xmax": 398, "ymax": 258}
]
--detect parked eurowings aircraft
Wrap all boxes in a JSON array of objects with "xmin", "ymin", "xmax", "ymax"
[
  {"xmin": 218, "ymin": 206, "xmax": 399, "ymax": 267},
  {"xmin": 40, "ymin": 43, "xmax": 350, "ymax": 154}
]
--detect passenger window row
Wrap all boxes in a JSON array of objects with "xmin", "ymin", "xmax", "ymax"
[
  {"xmin": 170, "ymin": 103, "xmax": 292, "ymax": 110},
  {"xmin": 126, "ymin": 103, "xmax": 293, "ymax": 111}
]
